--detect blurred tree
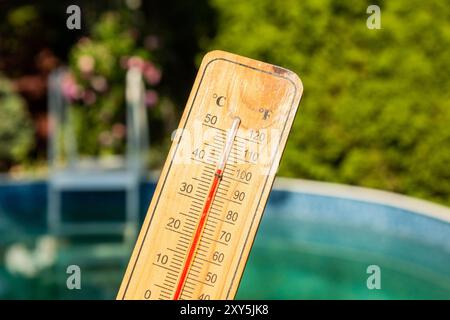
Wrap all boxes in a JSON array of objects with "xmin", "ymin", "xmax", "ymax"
[
  {"xmin": 0, "ymin": 75, "xmax": 34, "ymax": 171},
  {"xmin": 205, "ymin": 0, "xmax": 450, "ymax": 205},
  {"xmin": 65, "ymin": 12, "xmax": 163, "ymax": 157},
  {"xmin": 0, "ymin": 1, "xmax": 82, "ymax": 163},
  {"xmin": 0, "ymin": 0, "xmax": 217, "ymax": 168}
]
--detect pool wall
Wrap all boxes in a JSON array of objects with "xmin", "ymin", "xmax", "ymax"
[{"xmin": 0, "ymin": 177, "xmax": 449, "ymax": 299}]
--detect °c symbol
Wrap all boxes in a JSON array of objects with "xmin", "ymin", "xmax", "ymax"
[{"xmin": 213, "ymin": 93, "xmax": 226, "ymax": 107}]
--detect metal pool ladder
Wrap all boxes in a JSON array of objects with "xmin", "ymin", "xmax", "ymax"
[{"xmin": 47, "ymin": 67, "xmax": 149, "ymax": 240}]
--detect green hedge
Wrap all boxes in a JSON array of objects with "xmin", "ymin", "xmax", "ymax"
[
  {"xmin": 206, "ymin": 0, "xmax": 450, "ymax": 206},
  {"xmin": 0, "ymin": 75, "xmax": 34, "ymax": 171}
]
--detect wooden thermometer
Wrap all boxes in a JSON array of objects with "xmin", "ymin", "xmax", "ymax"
[{"xmin": 117, "ymin": 50, "xmax": 303, "ymax": 300}]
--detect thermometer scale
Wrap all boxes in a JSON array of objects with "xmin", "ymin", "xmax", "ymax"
[{"xmin": 117, "ymin": 50, "xmax": 303, "ymax": 300}]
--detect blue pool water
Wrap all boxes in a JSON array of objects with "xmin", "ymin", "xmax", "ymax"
[{"xmin": 0, "ymin": 179, "xmax": 449, "ymax": 299}]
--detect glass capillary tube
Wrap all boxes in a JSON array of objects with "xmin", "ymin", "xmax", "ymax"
[
  {"xmin": 217, "ymin": 117, "xmax": 241, "ymax": 173},
  {"xmin": 173, "ymin": 116, "xmax": 241, "ymax": 300}
]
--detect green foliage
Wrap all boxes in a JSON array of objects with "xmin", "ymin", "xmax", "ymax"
[
  {"xmin": 206, "ymin": 0, "xmax": 450, "ymax": 205},
  {"xmin": 0, "ymin": 75, "xmax": 34, "ymax": 170}
]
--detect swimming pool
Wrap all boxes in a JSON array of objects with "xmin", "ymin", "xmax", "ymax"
[{"xmin": 0, "ymin": 177, "xmax": 449, "ymax": 299}]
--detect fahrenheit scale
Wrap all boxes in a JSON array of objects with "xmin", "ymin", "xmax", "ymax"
[{"xmin": 117, "ymin": 50, "xmax": 303, "ymax": 300}]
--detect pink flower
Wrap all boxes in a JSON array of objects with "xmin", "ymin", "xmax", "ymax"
[
  {"xmin": 145, "ymin": 90, "xmax": 159, "ymax": 107},
  {"xmin": 90, "ymin": 76, "xmax": 108, "ymax": 92},
  {"xmin": 127, "ymin": 56, "xmax": 145, "ymax": 70},
  {"xmin": 78, "ymin": 37, "xmax": 91, "ymax": 45},
  {"xmin": 77, "ymin": 55, "xmax": 95, "ymax": 74},
  {"xmin": 112, "ymin": 123, "xmax": 126, "ymax": 139},
  {"xmin": 143, "ymin": 62, "xmax": 162, "ymax": 85},
  {"xmin": 83, "ymin": 90, "xmax": 96, "ymax": 105},
  {"xmin": 61, "ymin": 73, "xmax": 82, "ymax": 102}
]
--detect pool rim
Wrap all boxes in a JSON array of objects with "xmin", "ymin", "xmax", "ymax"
[{"xmin": 273, "ymin": 177, "xmax": 450, "ymax": 224}]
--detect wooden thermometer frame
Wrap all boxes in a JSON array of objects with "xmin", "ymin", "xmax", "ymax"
[{"xmin": 118, "ymin": 50, "xmax": 303, "ymax": 300}]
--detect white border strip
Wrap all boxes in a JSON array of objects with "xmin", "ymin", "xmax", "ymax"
[{"xmin": 273, "ymin": 177, "xmax": 450, "ymax": 224}]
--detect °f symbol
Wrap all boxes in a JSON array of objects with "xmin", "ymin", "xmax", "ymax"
[{"xmin": 259, "ymin": 108, "xmax": 272, "ymax": 120}]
